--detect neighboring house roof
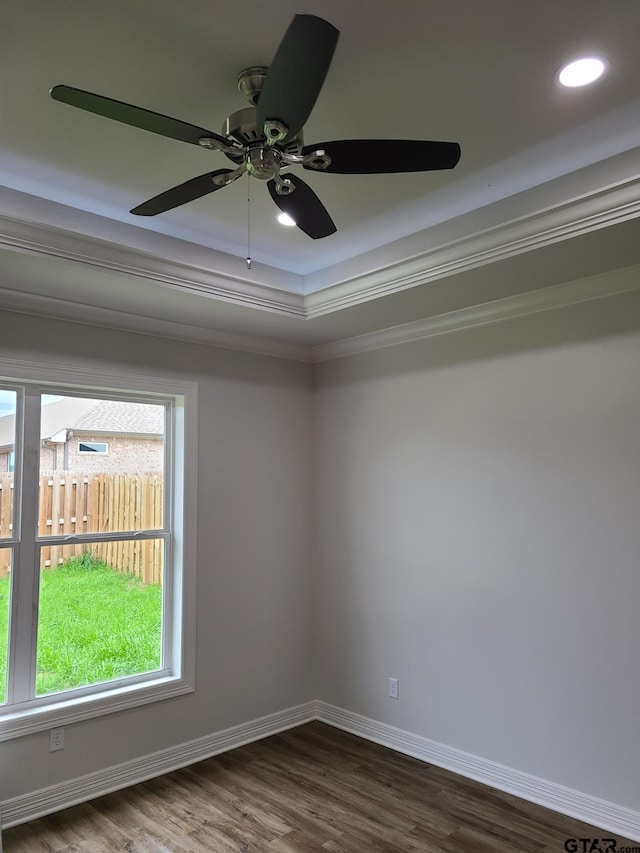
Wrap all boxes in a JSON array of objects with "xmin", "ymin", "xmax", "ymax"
[
  {"xmin": 69, "ymin": 399, "xmax": 164, "ymax": 436},
  {"xmin": 0, "ymin": 397, "xmax": 164, "ymax": 449}
]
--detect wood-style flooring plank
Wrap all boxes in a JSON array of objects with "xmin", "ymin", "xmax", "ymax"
[{"xmin": 3, "ymin": 721, "xmax": 637, "ymax": 852}]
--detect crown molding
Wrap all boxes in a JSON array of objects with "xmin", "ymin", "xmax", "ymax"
[
  {"xmin": 310, "ymin": 262, "xmax": 640, "ymax": 362},
  {"xmin": 0, "ymin": 214, "xmax": 306, "ymax": 318},
  {"xmin": 0, "ymin": 287, "xmax": 311, "ymax": 362},
  {"xmin": 4, "ymin": 260, "xmax": 639, "ymax": 367},
  {"xmin": 2, "ymin": 172, "xmax": 640, "ymax": 326},
  {"xmin": 304, "ymin": 172, "xmax": 640, "ymax": 318},
  {"xmin": 2, "ymin": 175, "xmax": 640, "ymax": 365}
]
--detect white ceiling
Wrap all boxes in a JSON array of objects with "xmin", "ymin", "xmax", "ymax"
[{"xmin": 2, "ymin": 0, "xmax": 640, "ymax": 354}]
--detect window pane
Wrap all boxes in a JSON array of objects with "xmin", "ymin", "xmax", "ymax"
[
  {"xmin": 78, "ymin": 442, "xmax": 108, "ymax": 454},
  {"xmin": 36, "ymin": 541, "xmax": 164, "ymax": 696},
  {"xmin": 0, "ymin": 389, "xmax": 17, "ymax": 540},
  {"xmin": 0, "ymin": 548, "xmax": 11, "ymax": 705},
  {"xmin": 38, "ymin": 395, "xmax": 165, "ymax": 537}
]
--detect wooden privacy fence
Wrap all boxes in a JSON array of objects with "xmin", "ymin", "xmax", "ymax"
[{"xmin": 0, "ymin": 471, "xmax": 163, "ymax": 584}]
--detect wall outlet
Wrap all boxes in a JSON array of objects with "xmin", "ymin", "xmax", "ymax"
[
  {"xmin": 49, "ymin": 726, "xmax": 64, "ymax": 752},
  {"xmin": 388, "ymin": 677, "xmax": 399, "ymax": 699}
]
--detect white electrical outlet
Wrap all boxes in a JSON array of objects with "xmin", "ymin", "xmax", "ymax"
[
  {"xmin": 49, "ymin": 727, "xmax": 65, "ymax": 752},
  {"xmin": 388, "ymin": 677, "xmax": 399, "ymax": 699}
]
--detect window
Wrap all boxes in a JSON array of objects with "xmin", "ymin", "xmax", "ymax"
[
  {"xmin": 0, "ymin": 373, "xmax": 195, "ymax": 740},
  {"xmin": 78, "ymin": 441, "xmax": 108, "ymax": 454}
]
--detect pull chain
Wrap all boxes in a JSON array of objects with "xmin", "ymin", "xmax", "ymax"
[{"xmin": 246, "ymin": 173, "xmax": 252, "ymax": 270}]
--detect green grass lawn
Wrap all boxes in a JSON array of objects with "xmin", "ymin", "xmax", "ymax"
[{"xmin": 0, "ymin": 556, "xmax": 162, "ymax": 702}]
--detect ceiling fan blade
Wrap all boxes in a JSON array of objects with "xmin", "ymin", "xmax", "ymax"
[
  {"xmin": 257, "ymin": 15, "xmax": 339, "ymax": 144},
  {"xmin": 130, "ymin": 170, "xmax": 234, "ymax": 216},
  {"xmin": 268, "ymin": 173, "xmax": 336, "ymax": 239},
  {"xmin": 50, "ymin": 85, "xmax": 229, "ymax": 148},
  {"xmin": 302, "ymin": 139, "xmax": 462, "ymax": 174}
]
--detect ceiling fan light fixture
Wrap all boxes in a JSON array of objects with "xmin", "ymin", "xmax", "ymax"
[
  {"xmin": 50, "ymin": 14, "xmax": 460, "ymax": 242},
  {"xmin": 557, "ymin": 55, "xmax": 609, "ymax": 88},
  {"xmin": 277, "ymin": 212, "xmax": 296, "ymax": 227}
]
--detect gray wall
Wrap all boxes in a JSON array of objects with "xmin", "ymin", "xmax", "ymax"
[
  {"xmin": 0, "ymin": 311, "xmax": 315, "ymax": 799},
  {"xmin": 2, "ymin": 286, "xmax": 640, "ymax": 815},
  {"xmin": 313, "ymin": 292, "xmax": 640, "ymax": 811}
]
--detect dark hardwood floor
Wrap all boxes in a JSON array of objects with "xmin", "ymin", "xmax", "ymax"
[{"xmin": 3, "ymin": 722, "xmax": 636, "ymax": 852}]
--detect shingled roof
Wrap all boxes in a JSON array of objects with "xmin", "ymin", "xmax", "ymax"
[{"xmin": 0, "ymin": 397, "xmax": 164, "ymax": 448}]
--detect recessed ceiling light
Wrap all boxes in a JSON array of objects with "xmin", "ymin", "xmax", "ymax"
[
  {"xmin": 277, "ymin": 212, "xmax": 296, "ymax": 227},
  {"xmin": 557, "ymin": 56, "xmax": 609, "ymax": 88}
]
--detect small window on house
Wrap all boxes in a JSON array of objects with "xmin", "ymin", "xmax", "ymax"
[{"xmin": 78, "ymin": 441, "xmax": 108, "ymax": 454}]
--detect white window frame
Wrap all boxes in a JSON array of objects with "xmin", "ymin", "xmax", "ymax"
[
  {"xmin": 77, "ymin": 440, "xmax": 109, "ymax": 454},
  {"xmin": 0, "ymin": 359, "xmax": 197, "ymax": 741}
]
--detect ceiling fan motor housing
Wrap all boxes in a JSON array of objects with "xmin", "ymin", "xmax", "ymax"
[{"xmin": 222, "ymin": 106, "xmax": 303, "ymax": 160}]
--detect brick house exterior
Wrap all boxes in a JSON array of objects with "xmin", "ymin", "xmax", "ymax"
[
  {"xmin": 0, "ymin": 397, "xmax": 164, "ymax": 474},
  {"xmin": 62, "ymin": 432, "xmax": 162, "ymax": 473}
]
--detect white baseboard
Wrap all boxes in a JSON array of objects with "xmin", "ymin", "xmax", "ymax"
[
  {"xmin": 3, "ymin": 699, "xmax": 640, "ymax": 844},
  {"xmin": 316, "ymin": 701, "xmax": 640, "ymax": 843},
  {"xmin": 1, "ymin": 701, "xmax": 315, "ymax": 829}
]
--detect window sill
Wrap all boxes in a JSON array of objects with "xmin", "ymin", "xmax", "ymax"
[{"xmin": 0, "ymin": 675, "xmax": 194, "ymax": 741}]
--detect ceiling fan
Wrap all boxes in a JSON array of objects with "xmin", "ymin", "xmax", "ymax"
[{"xmin": 51, "ymin": 14, "xmax": 461, "ymax": 240}]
